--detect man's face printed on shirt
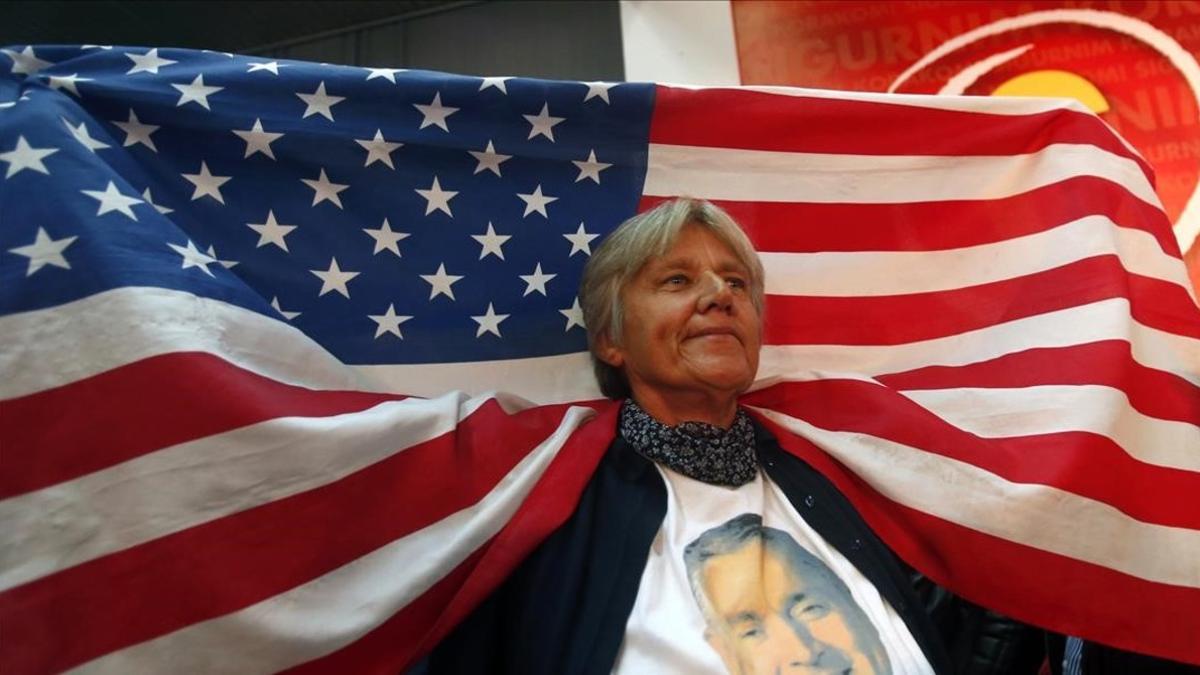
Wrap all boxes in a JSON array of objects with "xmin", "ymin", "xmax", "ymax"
[{"xmin": 686, "ymin": 514, "xmax": 891, "ymax": 674}]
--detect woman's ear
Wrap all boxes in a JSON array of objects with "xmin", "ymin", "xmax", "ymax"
[{"xmin": 594, "ymin": 332, "xmax": 624, "ymax": 368}]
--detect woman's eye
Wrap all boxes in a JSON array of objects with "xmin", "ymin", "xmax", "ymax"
[
  {"xmin": 727, "ymin": 277, "xmax": 747, "ymax": 289},
  {"xmin": 665, "ymin": 274, "xmax": 688, "ymax": 286}
]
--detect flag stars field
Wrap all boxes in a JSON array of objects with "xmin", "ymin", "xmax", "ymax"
[
  {"xmin": 365, "ymin": 68, "xmax": 404, "ymax": 83},
  {"xmin": 182, "ymin": 162, "xmax": 232, "ymax": 204},
  {"xmin": 113, "ymin": 110, "xmax": 159, "ymax": 152},
  {"xmin": 302, "ymin": 169, "xmax": 349, "ymax": 208},
  {"xmin": 167, "ymin": 239, "xmax": 216, "ymax": 276},
  {"xmin": 296, "ymin": 82, "xmax": 344, "ymax": 120},
  {"xmin": 311, "ymin": 258, "xmax": 360, "ymax": 298},
  {"xmin": 8, "ymin": 227, "xmax": 76, "ymax": 276},
  {"xmin": 559, "ymin": 297, "xmax": 585, "ymax": 331},
  {"xmin": 247, "ymin": 61, "xmax": 283, "ymax": 75},
  {"xmin": 583, "ymin": 81, "xmax": 616, "ymax": 103},
  {"xmin": 363, "ymin": 218, "xmax": 410, "ymax": 256},
  {"xmin": 479, "ymin": 76, "xmax": 511, "ymax": 93},
  {"xmin": 233, "ymin": 119, "xmax": 284, "ymax": 159},
  {"xmin": 421, "ymin": 263, "xmax": 463, "ymax": 300},
  {"xmin": 82, "ymin": 181, "xmax": 143, "ymax": 219},
  {"xmin": 369, "ymin": 304, "xmax": 413, "ymax": 339},
  {"xmin": 270, "ymin": 296, "xmax": 300, "ymax": 320},
  {"xmin": 142, "ymin": 188, "xmax": 172, "ymax": 214},
  {"xmin": 472, "ymin": 303, "xmax": 509, "ymax": 338},
  {"xmin": 248, "ymin": 210, "xmax": 297, "ymax": 251},
  {"xmin": 125, "ymin": 49, "xmax": 176, "ymax": 75},
  {"xmin": 472, "ymin": 222, "xmax": 510, "ymax": 260},
  {"xmin": 517, "ymin": 184, "xmax": 557, "ymax": 217},
  {"xmin": 519, "ymin": 263, "xmax": 556, "ymax": 296},
  {"xmin": 563, "ymin": 223, "xmax": 598, "ymax": 256},
  {"xmin": 572, "ymin": 150, "xmax": 611, "ymax": 183},
  {"xmin": 416, "ymin": 176, "xmax": 457, "ymax": 216},
  {"xmin": 3, "ymin": 45, "xmax": 51, "ymax": 75},
  {"xmin": 414, "ymin": 92, "xmax": 458, "ymax": 131},
  {"xmin": 63, "ymin": 118, "xmax": 110, "ymax": 152},
  {"xmin": 1, "ymin": 136, "xmax": 58, "ymax": 178},
  {"xmin": 46, "ymin": 74, "xmax": 91, "ymax": 97},
  {"xmin": 356, "ymin": 130, "xmax": 401, "ymax": 168},
  {"xmin": 523, "ymin": 103, "xmax": 564, "ymax": 141},
  {"xmin": 469, "ymin": 141, "xmax": 511, "ymax": 176},
  {"xmin": 172, "ymin": 74, "xmax": 223, "ymax": 110}
]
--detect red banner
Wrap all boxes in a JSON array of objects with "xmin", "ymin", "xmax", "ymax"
[{"xmin": 733, "ymin": 0, "xmax": 1200, "ymax": 288}]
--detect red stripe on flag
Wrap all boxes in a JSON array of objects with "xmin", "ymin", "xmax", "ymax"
[
  {"xmin": 287, "ymin": 401, "xmax": 620, "ymax": 674},
  {"xmin": 0, "ymin": 398, "xmax": 575, "ymax": 674},
  {"xmin": 0, "ymin": 352, "xmax": 405, "ymax": 499},
  {"xmin": 650, "ymin": 86, "xmax": 1154, "ymax": 180},
  {"xmin": 762, "ymin": 257, "xmax": 1200, "ymax": 346},
  {"xmin": 752, "ymin": 410, "xmax": 1200, "ymax": 666},
  {"xmin": 745, "ymin": 380, "xmax": 1200, "ymax": 530},
  {"xmin": 877, "ymin": 341, "xmax": 1200, "ymax": 427},
  {"xmin": 641, "ymin": 177, "xmax": 1177, "ymax": 257}
]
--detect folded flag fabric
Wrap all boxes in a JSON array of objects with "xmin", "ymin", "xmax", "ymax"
[{"xmin": 1, "ymin": 44, "xmax": 1198, "ymax": 673}]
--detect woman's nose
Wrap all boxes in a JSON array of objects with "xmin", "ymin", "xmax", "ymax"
[{"xmin": 697, "ymin": 271, "xmax": 733, "ymax": 312}]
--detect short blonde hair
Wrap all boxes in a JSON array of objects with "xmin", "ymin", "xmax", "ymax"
[{"xmin": 578, "ymin": 198, "xmax": 764, "ymax": 399}]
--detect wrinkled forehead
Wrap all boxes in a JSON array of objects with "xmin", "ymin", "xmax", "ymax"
[{"xmin": 632, "ymin": 223, "xmax": 752, "ymax": 279}]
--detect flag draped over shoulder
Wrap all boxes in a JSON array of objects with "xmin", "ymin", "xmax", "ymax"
[{"xmin": 0, "ymin": 45, "xmax": 1197, "ymax": 673}]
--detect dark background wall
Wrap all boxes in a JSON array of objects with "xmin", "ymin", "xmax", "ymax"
[{"xmin": 2, "ymin": 0, "xmax": 625, "ymax": 80}]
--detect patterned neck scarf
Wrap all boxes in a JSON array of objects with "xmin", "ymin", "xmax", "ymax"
[{"xmin": 618, "ymin": 398, "xmax": 757, "ymax": 487}]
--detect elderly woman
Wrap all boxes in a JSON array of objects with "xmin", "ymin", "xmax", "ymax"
[{"xmin": 419, "ymin": 199, "xmax": 951, "ymax": 674}]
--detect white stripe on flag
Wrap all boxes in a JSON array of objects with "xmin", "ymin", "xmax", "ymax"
[
  {"xmin": 644, "ymin": 143, "xmax": 1159, "ymax": 207},
  {"xmin": 904, "ymin": 385, "xmax": 1200, "ymax": 472},
  {"xmin": 760, "ymin": 215, "xmax": 1193, "ymax": 298},
  {"xmin": 0, "ymin": 393, "xmax": 494, "ymax": 592},
  {"xmin": 67, "ymin": 405, "xmax": 596, "ymax": 675},
  {"xmin": 752, "ymin": 404, "xmax": 1200, "ymax": 588}
]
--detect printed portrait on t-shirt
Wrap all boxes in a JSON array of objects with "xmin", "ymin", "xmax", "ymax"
[{"xmin": 683, "ymin": 513, "xmax": 892, "ymax": 675}]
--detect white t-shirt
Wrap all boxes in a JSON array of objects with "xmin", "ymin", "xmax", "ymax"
[{"xmin": 612, "ymin": 465, "xmax": 933, "ymax": 675}]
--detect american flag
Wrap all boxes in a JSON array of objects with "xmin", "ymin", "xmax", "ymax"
[{"xmin": 0, "ymin": 44, "xmax": 1197, "ymax": 673}]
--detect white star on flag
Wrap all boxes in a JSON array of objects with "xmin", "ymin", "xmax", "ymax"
[
  {"xmin": 113, "ymin": 110, "xmax": 159, "ymax": 151},
  {"xmin": 363, "ymin": 218, "xmax": 410, "ymax": 256},
  {"xmin": 125, "ymin": 48, "xmax": 177, "ymax": 75},
  {"xmin": 302, "ymin": 169, "xmax": 349, "ymax": 208},
  {"xmin": 369, "ymin": 304, "xmax": 414, "ymax": 339},
  {"xmin": 563, "ymin": 223, "xmax": 599, "ymax": 256},
  {"xmin": 415, "ymin": 176, "xmax": 457, "ymax": 216},
  {"xmin": 233, "ymin": 118, "xmax": 284, "ymax": 159},
  {"xmin": 247, "ymin": 210, "xmax": 297, "ymax": 251},
  {"xmin": 523, "ymin": 103, "xmax": 565, "ymax": 141},
  {"xmin": 1, "ymin": 136, "xmax": 57, "ymax": 178},
  {"xmin": 355, "ymin": 129, "xmax": 401, "ymax": 168},
  {"xmin": 270, "ymin": 296, "xmax": 300, "ymax": 320},
  {"xmin": 46, "ymin": 74, "xmax": 92, "ymax": 97},
  {"xmin": 3, "ymin": 46, "xmax": 51, "ymax": 75},
  {"xmin": 479, "ymin": 76, "xmax": 512, "ymax": 93},
  {"xmin": 168, "ymin": 239, "xmax": 217, "ymax": 276},
  {"xmin": 172, "ymin": 74, "xmax": 223, "ymax": 110},
  {"xmin": 8, "ymin": 227, "xmax": 76, "ymax": 276},
  {"xmin": 572, "ymin": 149, "xmax": 611, "ymax": 183},
  {"xmin": 205, "ymin": 244, "xmax": 238, "ymax": 269},
  {"xmin": 517, "ymin": 184, "xmax": 557, "ymax": 217},
  {"xmin": 182, "ymin": 161, "xmax": 232, "ymax": 204},
  {"xmin": 472, "ymin": 303, "xmax": 510, "ymax": 338},
  {"xmin": 421, "ymin": 263, "xmax": 463, "ymax": 300},
  {"xmin": 82, "ymin": 181, "xmax": 143, "ymax": 219},
  {"xmin": 296, "ymin": 82, "xmax": 345, "ymax": 121},
  {"xmin": 142, "ymin": 187, "xmax": 172, "ymax": 214},
  {"xmin": 62, "ymin": 118, "xmax": 110, "ymax": 153},
  {"xmin": 311, "ymin": 258, "xmax": 360, "ymax": 298},
  {"xmin": 247, "ymin": 61, "xmax": 282, "ymax": 75},
  {"xmin": 414, "ymin": 92, "xmax": 458, "ymax": 131},
  {"xmin": 519, "ymin": 262, "xmax": 557, "ymax": 296},
  {"xmin": 559, "ymin": 297, "xmax": 586, "ymax": 331},
  {"xmin": 469, "ymin": 140, "xmax": 511, "ymax": 176},
  {"xmin": 583, "ymin": 81, "xmax": 616, "ymax": 103},
  {"xmin": 366, "ymin": 68, "xmax": 404, "ymax": 83},
  {"xmin": 471, "ymin": 222, "xmax": 510, "ymax": 260}
]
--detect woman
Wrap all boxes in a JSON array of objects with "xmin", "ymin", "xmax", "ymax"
[{"xmin": 419, "ymin": 198, "xmax": 951, "ymax": 674}]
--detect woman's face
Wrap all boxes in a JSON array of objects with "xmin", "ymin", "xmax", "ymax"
[{"xmin": 598, "ymin": 224, "xmax": 761, "ymax": 403}]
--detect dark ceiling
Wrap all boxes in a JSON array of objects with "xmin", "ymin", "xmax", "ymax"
[{"xmin": 2, "ymin": 1, "xmax": 475, "ymax": 54}]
